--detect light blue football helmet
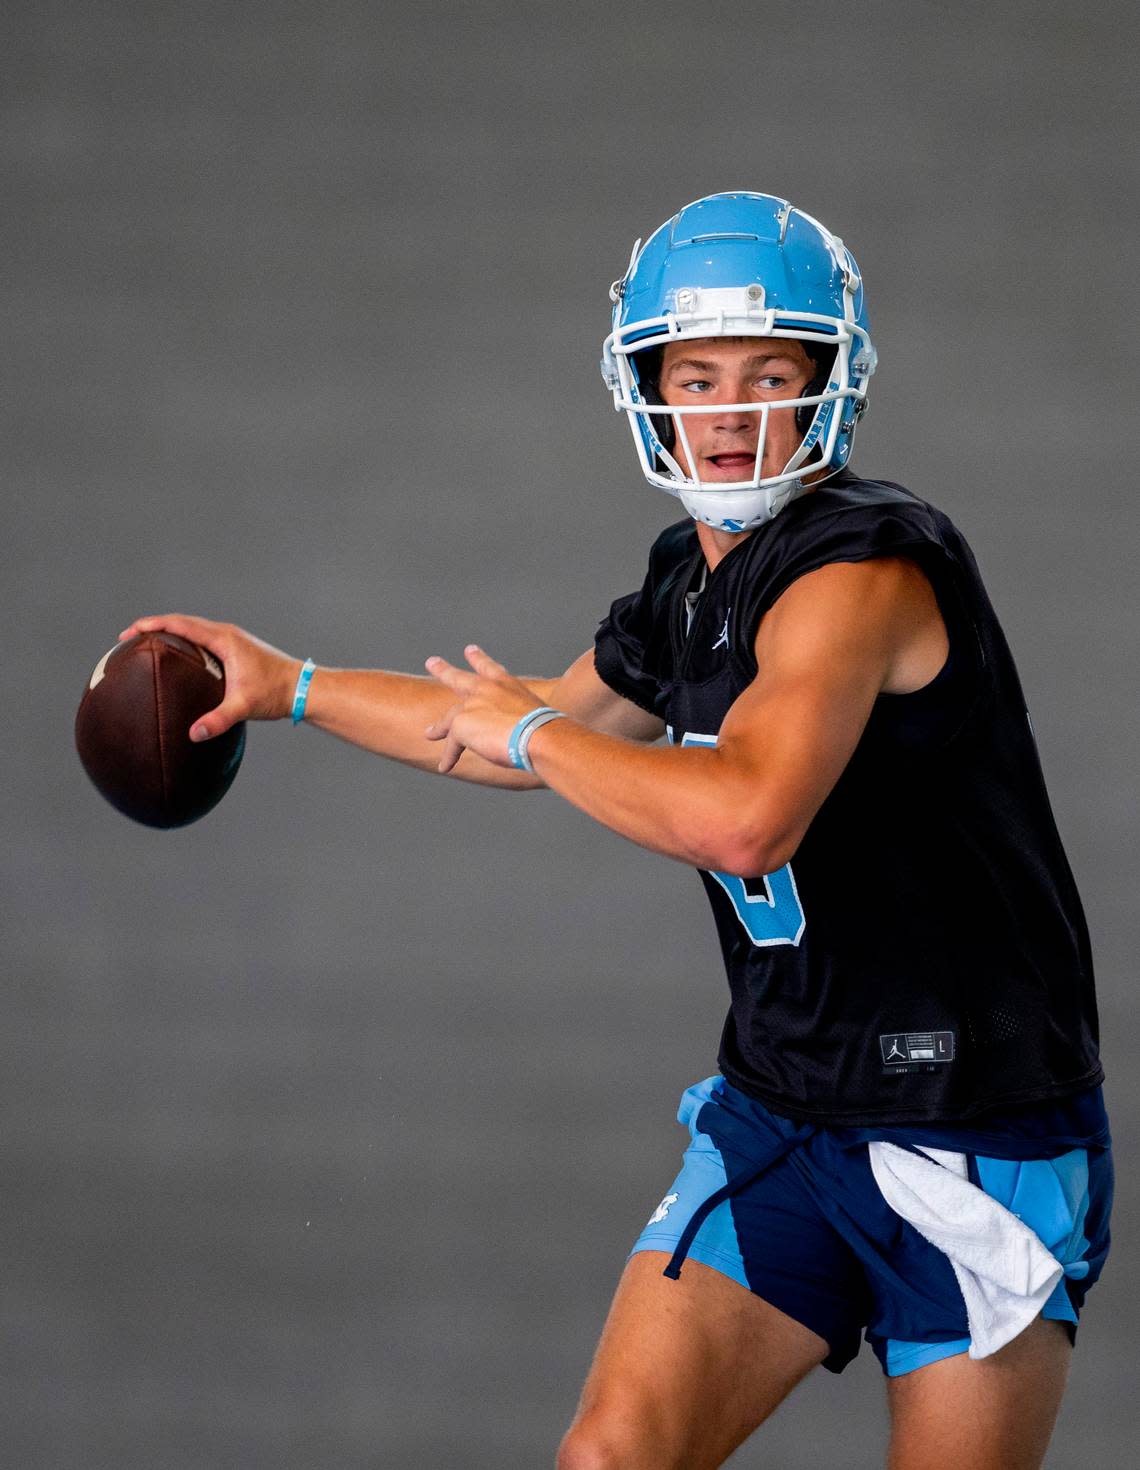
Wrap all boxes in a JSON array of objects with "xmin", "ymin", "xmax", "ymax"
[{"xmin": 601, "ymin": 192, "xmax": 877, "ymax": 531}]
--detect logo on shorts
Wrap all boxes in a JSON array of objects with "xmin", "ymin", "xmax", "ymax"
[
  {"xmin": 647, "ymin": 1192, "xmax": 679, "ymax": 1226},
  {"xmin": 880, "ymin": 1031, "xmax": 955, "ymax": 1071}
]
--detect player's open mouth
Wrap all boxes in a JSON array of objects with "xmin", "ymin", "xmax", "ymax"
[{"xmin": 706, "ymin": 453, "xmax": 757, "ymax": 472}]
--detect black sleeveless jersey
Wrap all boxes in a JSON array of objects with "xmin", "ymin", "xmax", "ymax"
[{"xmin": 594, "ymin": 472, "xmax": 1103, "ymax": 1125}]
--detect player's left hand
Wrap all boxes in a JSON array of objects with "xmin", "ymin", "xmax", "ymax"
[{"xmin": 424, "ymin": 644, "xmax": 544, "ymax": 774}]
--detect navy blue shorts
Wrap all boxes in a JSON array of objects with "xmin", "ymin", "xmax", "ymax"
[{"xmin": 631, "ymin": 1077, "xmax": 1112, "ymax": 1376}]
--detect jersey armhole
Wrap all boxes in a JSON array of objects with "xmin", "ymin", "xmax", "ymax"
[
  {"xmin": 592, "ymin": 638, "xmax": 662, "ymax": 717},
  {"xmin": 739, "ymin": 538, "xmax": 988, "ymax": 752},
  {"xmin": 871, "ymin": 548, "xmax": 986, "ymax": 750}
]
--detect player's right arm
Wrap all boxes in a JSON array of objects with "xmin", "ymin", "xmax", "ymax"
[
  {"xmin": 299, "ymin": 647, "xmax": 661, "ymax": 785},
  {"xmin": 116, "ymin": 615, "xmax": 663, "ymax": 788}
]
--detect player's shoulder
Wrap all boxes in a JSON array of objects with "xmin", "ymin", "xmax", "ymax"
[
  {"xmin": 755, "ymin": 470, "xmax": 970, "ymax": 575},
  {"xmin": 713, "ymin": 470, "xmax": 979, "ymax": 645},
  {"xmin": 646, "ymin": 516, "xmax": 701, "ymax": 566},
  {"xmin": 788, "ymin": 471, "xmax": 955, "ymax": 537},
  {"xmin": 638, "ymin": 517, "xmax": 701, "ymax": 595}
]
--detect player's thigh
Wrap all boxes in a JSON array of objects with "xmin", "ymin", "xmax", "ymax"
[
  {"xmin": 559, "ymin": 1250, "xmax": 829, "ymax": 1470},
  {"xmin": 886, "ymin": 1316, "xmax": 1072, "ymax": 1470}
]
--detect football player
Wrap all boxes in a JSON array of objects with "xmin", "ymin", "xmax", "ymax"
[{"xmin": 121, "ymin": 192, "xmax": 1111, "ymax": 1470}]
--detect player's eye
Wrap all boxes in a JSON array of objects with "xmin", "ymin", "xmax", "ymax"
[
  {"xmin": 756, "ymin": 375, "xmax": 787, "ymax": 390},
  {"xmin": 679, "ymin": 378, "xmax": 714, "ymax": 393}
]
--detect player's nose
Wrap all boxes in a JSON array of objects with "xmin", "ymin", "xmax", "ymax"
[{"xmin": 711, "ymin": 399, "xmax": 759, "ymax": 436}]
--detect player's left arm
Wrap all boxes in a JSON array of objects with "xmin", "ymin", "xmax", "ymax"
[{"xmin": 426, "ymin": 555, "xmax": 947, "ymax": 874}]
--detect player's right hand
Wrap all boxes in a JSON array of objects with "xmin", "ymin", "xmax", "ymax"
[{"xmin": 117, "ymin": 614, "xmax": 302, "ymax": 741}]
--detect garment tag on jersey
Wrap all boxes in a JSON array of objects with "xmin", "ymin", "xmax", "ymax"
[{"xmin": 880, "ymin": 1031, "xmax": 955, "ymax": 1072}]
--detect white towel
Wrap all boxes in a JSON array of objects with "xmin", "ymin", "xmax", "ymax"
[{"xmin": 868, "ymin": 1141, "xmax": 1063, "ymax": 1359}]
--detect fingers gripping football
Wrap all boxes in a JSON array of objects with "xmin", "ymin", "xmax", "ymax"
[{"xmin": 118, "ymin": 614, "xmax": 301, "ymax": 740}]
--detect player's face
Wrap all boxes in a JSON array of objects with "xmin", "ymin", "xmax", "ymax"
[{"xmin": 657, "ymin": 338, "xmax": 817, "ymax": 483}]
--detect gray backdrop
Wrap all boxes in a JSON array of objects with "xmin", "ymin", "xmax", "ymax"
[{"xmin": 5, "ymin": 2, "xmax": 1137, "ymax": 1465}]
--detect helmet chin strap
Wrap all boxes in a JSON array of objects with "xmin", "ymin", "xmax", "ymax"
[{"xmin": 677, "ymin": 480, "xmax": 798, "ymax": 532}]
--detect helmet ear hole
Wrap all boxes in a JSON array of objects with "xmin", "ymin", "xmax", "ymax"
[
  {"xmin": 634, "ymin": 346, "xmax": 676, "ymax": 458},
  {"xmin": 649, "ymin": 411, "xmax": 675, "ymax": 460},
  {"xmin": 795, "ymin": 341, "xmax": 837, "ymax": 437}
]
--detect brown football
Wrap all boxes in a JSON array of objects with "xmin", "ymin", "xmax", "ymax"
[{"xmin": 75, "ymin": 632, "xmax": 246, "ymax": 828}]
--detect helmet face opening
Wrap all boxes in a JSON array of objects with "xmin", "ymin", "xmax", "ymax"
[{"xmin": 601, "ymin": 193, "xmax": 876, "ymax": 532}]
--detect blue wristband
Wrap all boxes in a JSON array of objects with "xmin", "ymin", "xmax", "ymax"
[
  {"xmin": 517, "ymin": 709, "xmax": 566, "ymax": 774},
  {"xmin": 507, "ymin": 706, "xmax": 564, "ymax": 772},
  {"xmin": 291, "ymin": 658, "xmax": 317, "ymax": 725}
]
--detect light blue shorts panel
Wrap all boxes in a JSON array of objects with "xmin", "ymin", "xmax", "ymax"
[
  {"xmin": 631, "ymin": 1079, "xmax": 749, "ymax": 1291},
  {"xmin": 631, "ymin": 1076, "xmax": 1113, "ymax": 1378}
]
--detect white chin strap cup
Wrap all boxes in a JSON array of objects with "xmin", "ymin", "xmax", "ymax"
[{"xmin": 677, "ymin": 478, "xmax": 805, "ymax": 533}]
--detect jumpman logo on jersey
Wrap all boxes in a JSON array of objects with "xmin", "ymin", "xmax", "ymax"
[
  {"xmin": 886, "ymin": 1039, "xmax": 906, "ymax": 1061},
  {"xmin": 712, "ymin": 608, "xmax": 731, "ymax": 651}
]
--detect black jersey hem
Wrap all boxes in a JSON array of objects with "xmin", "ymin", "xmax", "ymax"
[{"xmin": 717, "ymin": 1060, "xmax": 1106, "ymax": 1129}]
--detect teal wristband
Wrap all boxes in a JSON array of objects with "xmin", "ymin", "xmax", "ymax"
[
  {"xmin": 507, "ymin": 706, "xmax": 562, "ymax": 771},
  {"xmin": 291, "ymin": 658, "xmax": 316, "ymax": 725},
  {"xmin": 507, "ymin": 706, "xmax": 566, "ymax": 774},
  {"xmin": 517, "ymin": 709, "xmax": 565, "ymax": 773}
]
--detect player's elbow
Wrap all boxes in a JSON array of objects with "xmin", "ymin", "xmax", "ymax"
[
  {"xmin": 700, "ymin": 807, "xmax": 799, "ymax": 878},
  {"xmin": 708, "ymin": 836, "xmax": 791, "ymax": 878},
  {"xmin": 689, "ymin": 753, "xmax": 808, "ymax": 875}
]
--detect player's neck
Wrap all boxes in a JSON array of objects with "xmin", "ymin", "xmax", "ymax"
[
  {"xmin": 696, "ymin": 476, "xmax": 827, "ymax": 570},
  {"xmin": 697, "ymin": 521, "xmax": 751, "ymax": 571}
]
